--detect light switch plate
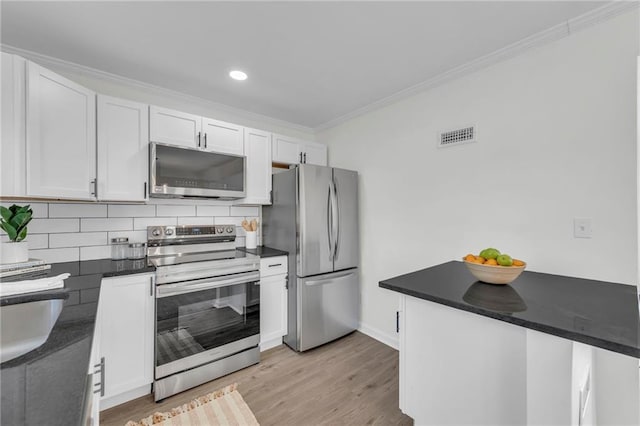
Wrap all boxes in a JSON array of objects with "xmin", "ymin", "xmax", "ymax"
[{"xmin": 574, "ymin": 218, "xmax": 592, "ymax": 238}]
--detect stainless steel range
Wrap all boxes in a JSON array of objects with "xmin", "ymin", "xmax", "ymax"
[{"xmin": 147, "ymin": 224, "xmax": 260, "ymax": 401}]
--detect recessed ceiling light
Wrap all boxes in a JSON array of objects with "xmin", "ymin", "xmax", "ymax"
[{"xmin": 229, "ymin": 70, "xmax": 248, "ymax": 81}]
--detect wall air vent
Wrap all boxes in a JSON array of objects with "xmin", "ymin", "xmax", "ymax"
[{"xmin": 438, "ymin": 125, "xmax": 476, "ymax": 148}]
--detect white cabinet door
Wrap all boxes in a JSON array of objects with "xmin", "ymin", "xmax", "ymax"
[
  {"xmin": 97, "ymin": 95, "xmax": 148, "ymax": 202},
  {"xmin": 260, "ymin": 256, "xmax": 288, "ymax": 350},
  {"xmin": 98, "ymin": 274, "xmax": 154, "ymax": 406},
  {"xmin": 272, "ymin": 134, "xmax": 303, "ymax": 165},
  {"xmin": 202, "ymin": 117, "xmax": 244, "ymax": 155},
  {"xmin": 1, "ymin": 53, "xmax": 26, "ymax": 197},
  {"xmin": 26, "ymin": 61, "xmax": 96, "ymax": 200},
  {"xmin": 302, "ymin": 141, "xmax": 327, "ymax": 166},
  {"xmin": 149, "ymin": 105, "xmax": 201, "ymax": 148},
  {"xmin": 238, "ymin": 128, "xmax": 271, "ymax": 205}
]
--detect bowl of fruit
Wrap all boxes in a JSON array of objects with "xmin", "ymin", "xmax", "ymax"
[{"xmin": 462, "ymin": 247, "xmax": 526, "ymax": 285}]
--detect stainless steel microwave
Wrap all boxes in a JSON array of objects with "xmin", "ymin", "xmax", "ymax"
[{"xmin": 150, "ymin": 142, "xmax": 246, "ymax": 199}]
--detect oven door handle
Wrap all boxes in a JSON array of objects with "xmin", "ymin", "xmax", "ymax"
[{"xmin": 156, "ymin": 271, "xmax": 260, "ymax": 298}]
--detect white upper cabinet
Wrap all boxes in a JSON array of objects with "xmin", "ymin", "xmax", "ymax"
[
  {"xmin": 26, "ymin": 61, "xmax": 96, "ymax": 200},
  {"xmin": 97, "ymin": 95, "xmax": 149, "ymax": 202},
  {"xmin": 238, "ymin": 128, "xmax": 272, "ymax": 205},
  {"xmin": 272, "ymin": 134, "xmax": 327, "ymax": 166},
  {"xmin": 1, "ymin": 52, "xmax": 27, "ymax": 198},
  {"xmin": 150, "ymin": 106, "xmax": 245, "ymax": 154},
  {"xmin": 149, "ymin": 105, "xmax": 201, "ymax": 148},
  {"xmin": 201, "ymin": 118, "xmax": 244, "ymax": 155}
]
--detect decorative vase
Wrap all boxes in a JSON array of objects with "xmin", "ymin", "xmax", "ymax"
[{"xmin": 1, "ymin": 241, "xmax": 29, "ymax": 264}]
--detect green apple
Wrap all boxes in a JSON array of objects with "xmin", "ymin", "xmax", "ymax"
[
  {"xmin": 496, "ymin": 254, "xmax": 513, "ymax": 266},
  {"xmin": 480, "ymin": 248, "xmax": 500, "ymax": 260}
]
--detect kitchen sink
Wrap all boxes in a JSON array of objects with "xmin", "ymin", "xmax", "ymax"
[{"xmin": 1, "ymin": 298, "xmax": 65, "ymax": 363}]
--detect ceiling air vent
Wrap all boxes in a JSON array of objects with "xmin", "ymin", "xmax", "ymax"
[{"xmin": 438, "ymin": 125, "xmax": 476, "ymax": 148}]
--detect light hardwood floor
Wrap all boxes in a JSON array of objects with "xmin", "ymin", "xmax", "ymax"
[{"xmin": 101, "ymin": 331, "xmax": 413, "ymax": 425}]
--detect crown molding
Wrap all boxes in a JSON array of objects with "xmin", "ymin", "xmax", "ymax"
[
  {"xmin": 314, "ymin": 1, "xmax": 639, "ymax": 132},
  {"xmin": 0, "ymin": 44, "xmax": 315, "ymax": 135}
]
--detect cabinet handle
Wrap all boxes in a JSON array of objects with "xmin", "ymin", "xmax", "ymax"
[
  {"xmin": 90, "ymin": 179, "xmax": 97, "ymax": 197},
  {"xmin": 150, "ymin": 276, "xmax": 154, "ymax": 297},
  {"xmin": 268, "ymin": 263, "xmax": 282, "ymax": 267},
  {"xmin": 285, "ymin": 276, "xmax": 289, "ymax": 290},
  {"xmin": 93, "ymin": 357, "xmax": 105, "ymax": 396},
  {"xmin": 144, "ymin": 182, "xmax": 147, "ymax": 199},
  {"xmin": 197, "ymin": 131, "xmax": 201, "ymax": 147},
  {"xmin": 299, "ymin": 152, "xmax": 303, "ymax": 163},
  {"xmin": 204, "ymin": 133, "xmax": 207, "ymax": 149},
  {"xmin": 303, "ymin": 152, "xmax": 307, "ymax": 163}
]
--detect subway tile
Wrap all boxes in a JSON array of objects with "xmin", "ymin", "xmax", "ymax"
[
  {"xmin": 197, "ymin": 206, "xmax": 230, "ymax": 217},
  {"xmin": 134, "ymin": 217, "xmax": 177, "ymax": 230},
  {"xmin": 81, "ymin": 218, "xmax": 133, "ymax": 232},
  {"xmin": 1, "ymin": 233, "xmax": 48, "ymax": 249},
  {"xmin": 177, "ymin": 217, "xmax": 215, "ymax": 226},
  {"xmin": 80, "ymin": 245, "xmax": 111, "ymax": 261},
  {"xmin": 29, "ymin": 218, "xmax": 79, "ymax": 234},
  {"xmin": 230, "ymin": 206, "xmax": 259, "ymax": 217},
  {"xmin": 108, "ymin": 230, "xmax": 148, "ymax": 244},
  {"xmin": 50, "ymin": 232, "xmax": 107, "ymax": 248},
  {"xmin": 213, "ymin": 217, "xmax": 245, "ymax": 227},
  {"xmin": 156, "ymin": 205, "xmax": 196, "ymax": 217},
  {"xmin": 108, "ymin": 204, "xmax": 156, "ymax": 218},
  {"xmin": 30, "ymin": 247, "xmax": 79, "ymax": 263},
  {"xmin": 49, "ymin": 203, "xmax": 107, "ymax": 218},
  {"xmin": 1, "ymin": 202, "xmax": 48, "ymax": 218},
  {"xmin": 234, "ymin": 236, "xmax": 245, "ymax": 248}
]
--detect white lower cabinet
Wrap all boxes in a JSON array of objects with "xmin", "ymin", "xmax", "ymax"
[
  {"xmin": 260, "ymin": 256, "xmax": 288, "ymax": 351},
  {"xmin": 97, "ymin": 273, "xmax": 155, "ymax": 410}
]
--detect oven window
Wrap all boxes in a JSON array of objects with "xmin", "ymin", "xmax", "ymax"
[{"xmin": 156, "ymin": 281, "xmax": 259, "ymax": 367}]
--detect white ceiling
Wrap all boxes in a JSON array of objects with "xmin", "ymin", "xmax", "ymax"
[{"xmin": 1, "ymin": 1, "xmax": 608, "ymax": 129}]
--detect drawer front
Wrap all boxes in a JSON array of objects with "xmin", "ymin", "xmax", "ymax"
[{"xmin": 260, "ymin": 256, "xmax": 287, "ymax": 278}]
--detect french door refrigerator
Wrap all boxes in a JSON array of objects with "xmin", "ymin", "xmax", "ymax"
[{"xmin": 263, "ymin": 164, "xmax": 359, "ymax": 352}]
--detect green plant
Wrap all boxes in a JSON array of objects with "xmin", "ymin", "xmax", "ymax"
[{"xmin": 0, "ymin": 204, "xmax": 33, "ymax": 242}]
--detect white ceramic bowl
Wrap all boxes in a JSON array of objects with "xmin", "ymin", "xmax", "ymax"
[{"xmin": 462, "ymin": 258, "xmax": 527, "ymax": 285}]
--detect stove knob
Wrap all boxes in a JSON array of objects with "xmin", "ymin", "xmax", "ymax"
[
  {"xmin": 165, "ymin": 228, "xmax": 174, "ymax": 236},
  {"xmin": 216, "ymin": 227, "xmax": 224, "ymax": 234},
  {"xmin": 225, "ymin": 226, "xmax": 234, "ymax": 234},
  {"xmin": 151, "ymin": 228, "xmax": 162, "ymax": 237}
]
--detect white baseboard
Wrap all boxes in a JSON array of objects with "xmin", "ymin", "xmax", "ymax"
[
  {"xmin": 358, "ymin": 322, "xmax": 399, "ymax": 350},
  {"xmin": 100, "ymin": 384, "xmax": 151, "ymax": 411},
  {"xmin": 260, "ymin": 337, "xmax": 283, "ymax": 352}
]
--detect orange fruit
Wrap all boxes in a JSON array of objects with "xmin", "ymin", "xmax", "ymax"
[
  {"xmin": 475, "ymin": 256, "xmax": 486, "ymax": 263},
  {"xmin": 485, "ymin": 258, "xmax": 498, "ymax": 266},
  {"xmin": 464, "ymin": 254, "xmax": 476, "ymax": 262},
  {"xmin": 512, "ymin": 259, "xmax": 525, "ymax": 267}
]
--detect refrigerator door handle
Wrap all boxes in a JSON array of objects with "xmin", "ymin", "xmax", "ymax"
[
  {"xmin": 331, "ymin": 177, "xmax": 339, "ymax": 261},
  {"xmin": 327, "ymin": 184, "xmax": 334, "ymax": 261}
]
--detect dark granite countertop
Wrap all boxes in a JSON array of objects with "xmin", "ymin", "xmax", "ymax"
[
  {"xmin": 237, "ymin": 246, "xmax": 288, "ymax": 258},
  {"xmin": 380, "ymin": 261, "xmax": 640, "ymax": 358},
  {"xmin": 1, "ymin": 258, "xmax": 155, "ymax": 425}
]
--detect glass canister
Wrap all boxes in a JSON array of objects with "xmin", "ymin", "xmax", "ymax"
[
  {"xmin": 110, "ymin": 237, "xmax": 129, "ymax": 260},
  {"xmin": 128, "ymin": 243, "xmax": 146, "ymax": 260}
]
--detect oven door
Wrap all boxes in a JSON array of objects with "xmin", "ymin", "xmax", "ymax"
[{"xmin": 155, "ymin": 271, "xmax": 260, "ymax": 379}]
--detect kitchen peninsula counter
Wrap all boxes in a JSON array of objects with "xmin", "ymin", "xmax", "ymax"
[
  {"xmin": 0, "ymin": 258, "xmax": 155, "ymax": 426},
  {"xmin": 380, "ymin": 261, "xmax": 640, "ymax": 425}
]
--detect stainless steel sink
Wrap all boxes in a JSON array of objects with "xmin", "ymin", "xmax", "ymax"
[{"xmin": 1, "ymin": 298, "xmax": 64, "ymax": 363}]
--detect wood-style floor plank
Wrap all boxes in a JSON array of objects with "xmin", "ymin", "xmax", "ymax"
[{"xmin": 100, "ymin": 332, "xmax": 413, "ymax": 426}]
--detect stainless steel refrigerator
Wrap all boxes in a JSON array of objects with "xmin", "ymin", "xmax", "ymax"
[{"xmin": 263, "ymin": 164, "xmax": 359, "ymax": 352}]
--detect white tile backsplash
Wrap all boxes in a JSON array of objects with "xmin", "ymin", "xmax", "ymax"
[
  {"xmin": 156, "ymin": 205, "xmax": 196, "ymax": 217},
  {"xmin": 81, "ymin": 218, "xmax": 133, "ymax": 232},
  {"xmin": 49, "ymin": 203, "xmax": 107, "ymax": 218},
  {"xmin": 197, "ymin": 206, "xmax": 230, "ymax": 216},
  {"xmin": 230, "ymin": 206, "xmax": 259, "ymax": 217},
  {"xmin": 30, "ymin": 247, "xmax": 80, "ymax": 263},
  {"xmin": 134, "ymin": 217, "xmax": 177, "ymax": 230},
  {"xmin": 49, "ymin": 232, "xmax": 107, "ymax": 248},
  {"xmin": 108, "ymin": 204, "xmax": 156, "ymax": 218},
  {"xmin": 29, "ymin": 218, "xmax": 80, "ymax": 234},
  {"xmin": 177, "ymin": 216, "xmax": 215, "ymax": 226},
  {"xmin": 12, "ymin": 202, "xmax": 262, "ymax": 263}
]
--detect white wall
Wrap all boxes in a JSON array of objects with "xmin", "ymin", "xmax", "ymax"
[{"xmin": 319, "ymin": 10, "xmax": 639, "ymax": 345}]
